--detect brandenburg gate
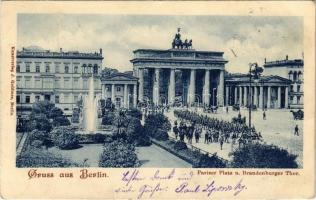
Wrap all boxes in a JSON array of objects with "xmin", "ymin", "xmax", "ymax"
[{"xmin": 130, "ymin": 29, "xmax": 228, "ymax": 107}]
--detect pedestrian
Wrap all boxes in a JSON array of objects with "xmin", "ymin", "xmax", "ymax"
[
  {"xmin": 205, "ymin": 131, "xmax": 209, "ymax": 144},
  {"xmin": 263, "ymin": 111, "xmax": 266, "ymax": 120},
  {"xmin": 219, "ymin": 136, "xmax": 224, "ymax": 150},
  {"xmin": 294, "ymin": 125, "xmax": 299, "ymax": 136},
  {"xmin": 226, "ymin": 106, "xmax": 229, "ymax": 113},
  {"xmin": 195, "ymin": 126, "xmax": 201, "ymax": 143},
  {"xmin": 173, "ymin": 125, "xmax": 179, "ymax": 139}
]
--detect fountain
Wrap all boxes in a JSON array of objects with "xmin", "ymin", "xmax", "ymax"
[{"xmin": 83, "ymin": 75, "xmax": 98, "ymax": 133}]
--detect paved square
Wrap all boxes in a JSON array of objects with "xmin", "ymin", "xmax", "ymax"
[{"xmin": 164, "ymin": 107, "xmax": 303, "ymax": 167}]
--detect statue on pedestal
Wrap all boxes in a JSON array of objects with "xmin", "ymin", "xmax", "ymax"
[{"xmin": 171, "ymin": 28, "xmax": 193, "ymax": 50}]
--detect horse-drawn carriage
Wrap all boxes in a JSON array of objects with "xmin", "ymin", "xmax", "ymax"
[
  {"xmin": 204, "ymin": 105, "xmax": 218, "ymax": 114},
  {"xmin": 290, "ymin": 109, "xmax": 304, "ymax": 120},
  {"xmin": 232, "ymin": 114, "xmax": 246, "ymax": 124},
  {"xmin": 246, "ymin": 104, "xmax": 258, "ymax": 111},
  {"xmin": 232, "ymin": 104, "xmax": 240, "ymax": 111}
]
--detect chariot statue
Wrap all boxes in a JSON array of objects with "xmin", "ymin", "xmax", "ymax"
[{"xmin": 171, "ymin": 28, "xmax": 193, "ymax": 50}]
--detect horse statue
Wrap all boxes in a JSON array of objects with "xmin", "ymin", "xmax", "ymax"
[
  {"xmin": 172, "ymin": 38, "xmax": 183, "ymax": 49},
  {"xmin": 188, "ymin": 39, "xmax": 192, "ymax": 49}
]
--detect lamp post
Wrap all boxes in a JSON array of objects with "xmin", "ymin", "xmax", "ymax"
[
  {"xmin": 248, "ymin": 63, "xmax": 263, "ymax": 128},
  {"xmin": 212, "ymin": 88, "xmax": 216, "ymax": 107}
]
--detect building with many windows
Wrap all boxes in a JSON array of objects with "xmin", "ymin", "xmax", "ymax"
[
  {"xmin": 263, "ymin": 56, "xmax": 304, "ymax": 109},
  {"xmin": 16, "ymin": 47, "xmax": 103, "ymax": 117}
]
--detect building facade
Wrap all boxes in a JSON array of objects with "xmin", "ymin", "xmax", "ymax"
[
  {"xmin": 131, "ymin": 49, "xmax": 228, "ymax": 106},
  {"xmin": 16, "ymin": 47, "xmax": 103, "ymax": 116},
  {"xmin": 263, "ymin": 56, "xmax": 304, "ymax": 109},
  {"xmin": 225, "ymin": 74, "xmax": 292, "ymax": 109},
  {"xmin": 100, "ymin": 72, "xmax": 138, "ymax": 109}
]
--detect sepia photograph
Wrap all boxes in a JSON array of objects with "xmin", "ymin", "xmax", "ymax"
[{"xmin": 15, "ymin": 14, "xmax": 304, "ymax": 169}]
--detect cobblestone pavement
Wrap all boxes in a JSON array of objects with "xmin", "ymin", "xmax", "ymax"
[{"xmin": 164, "ymin": 107, "xmax": 303, "ymax": 167}]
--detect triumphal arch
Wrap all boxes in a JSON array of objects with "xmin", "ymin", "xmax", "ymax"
[{"xmin": 130, "ymin": 29, "xmax": 228, "ymax": 107}]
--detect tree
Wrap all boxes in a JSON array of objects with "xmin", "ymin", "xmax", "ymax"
[
  {"xmin": 27, "ymin": 113, "xmax": 52, "ymax": 132},
  {"xmin": 50, "ymin": 126, "xmax": 79, "ymax": 149},
  {"xmin": 125, "ymin": 116, "xmax": 151, "ymax": 146},
  {"xmin": 99, "ymin": 139, "xmax": 139, "ymax": 167},
  {"xmin": 101, "ymin": 112, "xmax": 115, "ymax": 125},
  {"xmin": 52, "ymin": 115, "xmax": 71, "ymax": 127},
  {"xmin": 17, "ymin": 147, "xmax": 79, "ymax": 167},
  {"xmin": 196, "ymin": 154, "xmax": 227, "ymax": 168},
  {"xmin": 230, "ymin": 143, "xmax": 298, "ymax": 168},
  {"xmin": 29, "ymin": 129, "xmax": 51, "ymax": 147}
]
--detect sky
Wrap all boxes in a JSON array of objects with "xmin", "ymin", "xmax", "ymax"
[{"xmin": 18, "ymin": 14, "xmax": 303, "ymax": 73}]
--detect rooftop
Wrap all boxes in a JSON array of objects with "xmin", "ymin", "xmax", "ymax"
[
  {"xmin": 264, "ymin": 56, "xmax": 303, "ymax": 67},
  {"xmin": 131, "ymin": 48, "xmax": 227, "ymax": 64},
  {"xmin": 17, "ymin": 47, "xmax": 104, "ymax": 60},
  {"xmin": 225, "ymin": 73, "xmax": 291, "ymax": 84}
]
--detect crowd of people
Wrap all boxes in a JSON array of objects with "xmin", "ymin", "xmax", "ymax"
[{"xmin": 173, "ymin": 110, "xmax": 263, "ymax": 150}]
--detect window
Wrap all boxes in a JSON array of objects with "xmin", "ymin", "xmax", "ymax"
[
  {"xmin": 64, "ymin": 94, "xmax": 69, "ymax": 103},
  {"xmin": 25, "ymin": 96, "xmax": 30, "ymax": 103},
  {"xmin": 35, "ymin": 96, "xmax": 40, "ymax": 101},
  {"xmin": 93, "ymin": 65, "xmax": 98, "ymax": 74},
  {"xmin": 55, "ymin": 95, "xmax": 60, "ymax": 103},
  {"xmin": 36, "ymin": 66, "xmax": 40, "ymax": 73},
  {"xmin": 26, "ymin": 64, "xmax": 30, "ymax": 72},
  {"xmin": 35, "ymin": 79, "xmax": 41, "ymax": 88},
  {"xmin": 290, "ymin": 85, "xmax": 294, "ymax": 92},
  {"xmin": 74, "ymin": 66, "xmax": 78, "ymax": 73},
  {"xmin": 25, "ymin": 78, "xmax": 31, "ymax": 88},
  {"xmin": 55, "ymin": 79, "xmax": 60, "ymax": 88},
  {"xmin": 297, "ymin": 96, "xmax": 301, "ymax": 104},
  {"xmin": 16, "ymin": 95, "xmax": 20, "ymax": 103},
  {"xmin": 297, "ymin": 85, "xmax": 301, "ymax": 92},
  {"xmin": 17, "ymin": 65, "xmax": 20, "ymax": 72},
  {"xmin": 64, "ymin": 78, "xmax": 70, "ymax": 89},
  {"xmin": 74, "ymin": 78, "xmax": 79, "ymax": 88},
  {"xmin": 45, "ymin": 65, "xmax": 50, "ymax": 73},
  {"xmin": 83, "ymin": 79, "xmax": 88, "ymax": 89},
  {"xmin": 116, "ymin": 86, "xmax": 121, "ymax": 92},
  {"xmin": 65, "ymin": 66, "xmax": 69, "ymax": 73},
  {"xmin": 43, "ymin": 79, "xmax": 53, "ymax": 89},
  {"xmin": 55, "ymin": 65, "xmax": 60, "ymax": 73}
]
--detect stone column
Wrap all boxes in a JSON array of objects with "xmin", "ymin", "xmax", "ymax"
[
  {"xmin": 234, "ymin": 87, "xmax": 238, "ymax": 105},
  {"xmin": 138, "ymin": 68, "xmax": 144, "ymax": 102},
  {"xmin": 203, "ymin": 69, "xmax": 210, "ymax": 106},
  {"xmin": 225, "ymin": 86, "xmax": 229, "ymax": 106},
  {"xmin": 188, "ymin": 69, "xmax": 196, "ymax": 106},
  {"xmin": 153, "ymin": 68, "xmax": 160, "ymax": 105},
  {"xmin": 124, "ymin": 84, "xmax": 128, "ymax": 108},
  {"xmin": 217, "ymin": 70, "xmax": 224, "ymax": 106},
  {"xmin": 285, "ymin": 86, "xmax": 289, "ymax": 108},
  {"xmin": 168, "ymin": 69, "xmax": 175, "ymax": 105},
  {"xmin": 111, "ymin": 84, "xmax": 115, "ymax": 103},
  {"xmin": 101, "ymin": 85, "xmax": 105, "ymax": 99},
  {"xmin": 243, "ymin": 86, "xmax": 248, "ymax": 107},
  {"xmin": 239, "ymin": 86, "xmax": 243, "ymax": 105},
  {"xmin": 267, "ymin": 86, "xmax": 271, "ymax": 109},
  {"xmin": 133, "ymin": 84, "xmax": 137, "ymax": 108},
  {"xmin": 259, "ymin": 86, "xmax": 263, "ymax": 109},
  {"xmin": 277, "ymin": 86, "xmax": 281, "ymax": 108},
  {"xmin": 254, "ymin": 86, "xmax": 258, "ymax": 106}
]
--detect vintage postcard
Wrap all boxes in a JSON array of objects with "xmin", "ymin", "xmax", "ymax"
[{"xmin": 0, "ymin": 1, "xmax": 315, "ymax": 199}]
